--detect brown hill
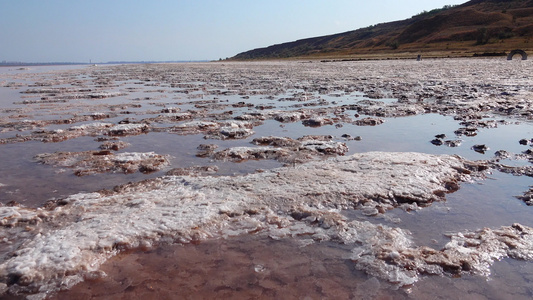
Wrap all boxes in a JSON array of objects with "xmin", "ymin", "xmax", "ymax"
[{"xmin": 232, "ymin": 0, "xmax": 533, "ymax": 60}]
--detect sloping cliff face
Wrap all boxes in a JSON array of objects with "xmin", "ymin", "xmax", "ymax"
[{"xmin": 232, "ymin": 0, "xmax": 533, "ymax": 59}]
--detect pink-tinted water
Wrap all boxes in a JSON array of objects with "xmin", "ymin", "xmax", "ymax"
[{"xmin": 1, "ymin": 62, "xmax": 533, "ymax": 299}]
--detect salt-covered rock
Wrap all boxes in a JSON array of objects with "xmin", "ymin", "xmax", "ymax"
[
  {"xmin": 212, "ymin": 146, "xmax": 289, "ymax": 161},
  {"xmin": 445, "ymin": 140, "xmax": 462, "ymax": 147},
  {"xmin": 252, "ymin": 136, "xmax": 301, "ymax": 148},
  {"xmin": 203, "ymin": 121, "xmax": 255, "ymax": 140},
  {"xmin": 217, "ymin": 127, "xmax": 254, "ymax": 139},
  {"xmin": 274, "ymin": 111, "xmax": 309, "ymax": 123},
  {"xmin": 0, "ymin": 122, "xmax": 115, "ymax": 144},
  {"xmin": 99, "ymin": 140, "xmax": 130, "ymax": 151},
  {"xmin": 165, "ymin": 166, "xmax": 219, "ymax": 176},
  {"xmin": 69, "ymin": 122, "xmax": 114, "ymax": 131},
  {"xmin": 170, "ymin": 121, "xmax": 220, "ymax": 135},
  {"xmin": 196, "ymin": 144, "xmax": 219, "ymax": 157},
  {"xmin": 86, "ymin": 92, "xmax": 125, "ymax": 99},
  {"xmin": 516, "ymin": 188, "xmax": 533, "ymax": 206},
  {"xmin": 302, "ymin": 117, "xmax": 334, "ymax": 127},
  {"xmin": 161, "ymin": 107, "xmax": 181, "ymax": 113},
  {"xmin": 354, "ymin": 117, "xmax": 385, "ymax": 126},
  {"xmin": 155, "ymin": 112, "xmax": 192, "ymax": 122},
  {"xmin": 35, "ymin": 151, "xmax": 169, "ymax": 175},
  {"xmin": 299, "ymin": 140, "xmax": 348, "ymax": 155},
  {"xmin": 472, "ymin": 144, "xmax": 489, "ymax": 154},
  {"xmin": 107, "ymin": 123, "xmax": 149, "ymax": 136}
]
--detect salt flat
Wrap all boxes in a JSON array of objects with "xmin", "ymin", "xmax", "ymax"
[{"xmin": 0, "ymin": 59, "xmax": 533, "ymax": 299}]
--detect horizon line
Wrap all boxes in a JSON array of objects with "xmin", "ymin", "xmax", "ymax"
[{"xmin": 0, "ymin": 59, "xmax": 213, "ymax": 66}]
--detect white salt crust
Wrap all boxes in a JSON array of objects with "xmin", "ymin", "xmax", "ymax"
[{"xmin": 0, "ymin": 152, "xmax": 531, "ymax": 299}]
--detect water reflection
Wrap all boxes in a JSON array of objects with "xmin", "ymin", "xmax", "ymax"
[
  {"xmin": 56, "ymin": 235, "xmax": 394, "ymax": 300},
  {"xmin": 55, "ymin": 234, "xmax": 533, "ymax": 300},
  {"xmin": 1, "ymin": 62, "xmax": 533, "ymax": 299}
]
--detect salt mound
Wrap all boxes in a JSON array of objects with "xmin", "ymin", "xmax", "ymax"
[{"xmin": 35, "ymin": 151, "xmax": 170, "ymax": 176}]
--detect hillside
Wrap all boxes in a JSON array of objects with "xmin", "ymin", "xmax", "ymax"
[{"xmin": 232, "ymin": 0, "xmax": 533, "ymax": 60}]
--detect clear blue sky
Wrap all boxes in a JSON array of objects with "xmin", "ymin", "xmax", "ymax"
[{"xmin": 0, "ymin": 0, "xmax": 467, "ymax": 63}]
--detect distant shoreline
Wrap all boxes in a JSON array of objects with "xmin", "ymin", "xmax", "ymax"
[{"xmin": 0, "ymin": 60, "xmax": 211, "ymax": 67}]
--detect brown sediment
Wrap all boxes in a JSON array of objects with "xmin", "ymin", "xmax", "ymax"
[
  {"xmin": 54, "ymin": 236, "xmax": 385, "ymax": 300},
  {"xmin": 210, "ymin": 135, "xmax": 348, "ymax": 164}
]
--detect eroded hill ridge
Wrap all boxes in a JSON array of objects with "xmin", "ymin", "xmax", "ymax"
[{"xmin": 233, "ymin": 0, "xmax": 533, "ymax": 59}]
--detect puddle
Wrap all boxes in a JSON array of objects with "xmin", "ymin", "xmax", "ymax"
[
  {"xmin": 54, "ymin": 234, "xmax": 533, "ymax": 300},
  {"xmin": 344, "ymin": 170, "xmax": 533, "ymax": 248},
  {"xmin": 53, "ymin": 235, "xmax": 379, "ymax": 300}
]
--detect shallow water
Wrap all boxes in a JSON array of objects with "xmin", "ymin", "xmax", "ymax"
[
  {"xmin": 1, "ymin": 60, "xmax": 533, "ymax": 299},
  {"xmin": 54, "ymin": 235, "xmax": 533, "ymax": 300},
  {"xmin": 2, "ymin": 112, "xmax": 531, "ymax": 207},
  {"xmin": 56, "ymin": 236, "xmax": 373, "ymax": 300}
]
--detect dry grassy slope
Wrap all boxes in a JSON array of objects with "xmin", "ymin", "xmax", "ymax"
[{"xmin": 232, "ymin": 0, "xmax": 533, "ymax": 60}]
